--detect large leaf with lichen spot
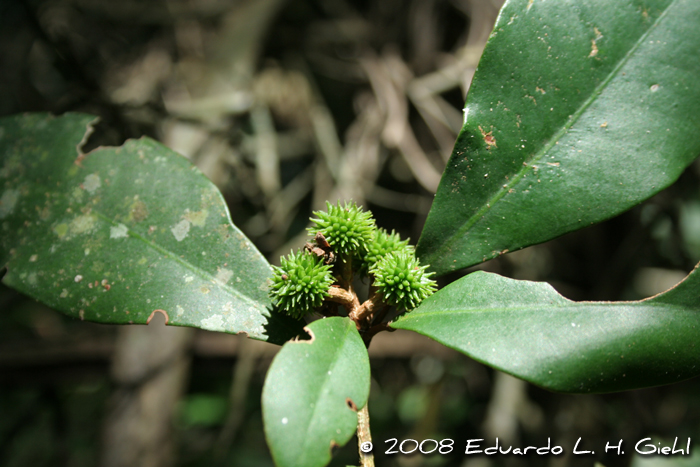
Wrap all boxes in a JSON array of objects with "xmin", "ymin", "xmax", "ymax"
[
  {"xmin": 417, "ymin": 0, "xmax": 700, "ymax": 275},
  {"xmin": 262, "ymin": 317, "xmax": 370, "ymax": 467},
  {"xmin": 392, "ymin": 263, "xmax": 700, "ymax": 393},
  {"xmin": 0, "ymin": 113, "xmax": 302, "ymax": 344}
]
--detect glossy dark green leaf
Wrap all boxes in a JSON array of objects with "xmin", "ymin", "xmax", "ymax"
[
  {"xmin": 417, "ymin": 0, "xmax": 700, "ymax": 275},
  {"xmin": 0, "ymin": 113, "xmax": 302, "ymax": 344},
  {"xmin": 262, "ymin": 317, "xmax": 370, "ymax": 467},
  {"xmin": 392, "ymin": 264, "xmax": 700, "ymax": 393}
]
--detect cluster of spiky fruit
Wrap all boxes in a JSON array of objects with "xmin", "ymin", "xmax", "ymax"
[
  {"xmin": 269, "ymin": 250, "xmax": 334, "ymax": 319},
  {"xmin": 269, "ymin": 200, "xmax": 436, "ymax": 320},
  {"xmin": 370, "ymin": 251, "xmax": 437, "ymax": 311},
  {"xmin": 308, "ymin": 200, "xmax": 376, "ymax": 255}
]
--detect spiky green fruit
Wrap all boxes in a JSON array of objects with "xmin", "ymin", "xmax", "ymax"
[
  {"xmin": 308, "ymin": 201, "xmax": 376, "ymax": 255},
  {"xmin": 371, "ymin": 251, "xmax": 437, "ymax": 311},
  {"xmin": 270, "ymin": 251, "xmax": 334, "ymax": 319},
  {"xmin": 358, "ymin": 228, "xmax": 414, "ymax": 274}
]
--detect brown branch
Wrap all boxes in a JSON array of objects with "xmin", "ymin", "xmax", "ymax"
[
  {"xmin": 348, "ymin": 290, "xmax": 383, "ymax": 325},
  {"xmin": 325, "ymin": 286, "xmax": 360, "ymax": 315},
  {"xmin": 357, "ymin": 403, "xmax": 374, "ymax": 467},
  {"xmin": 338, "ymin": 253, "xmax": 353, "ymax": 290}
]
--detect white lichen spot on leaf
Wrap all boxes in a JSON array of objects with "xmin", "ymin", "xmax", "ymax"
[
  {"xmin": 184, "ymin": 209, "xmax": 209, "ymax": 227},
  {"xmin": 214, "ymin": 268, "xmax": 234, "ymax": 286},
  {"xmin": 200, "ymin": 314, "xmax": 225, "ymax": 332},
  {"xmin": 69, "ymin": 214, "xmax": 97, "ymax": 236},
  {"xmin": 171, "ymin": 219, "xmax": 191, "ymax": 241},
  {"xmin": 110, "ymin": 223, "xmax": 129, "ymax": 239},
  {"xmin": 83, "ymin": 174, "xmax": 101, "ymax": 194},
  {"xmin": 0, "ymin": 189, "xmax": 19, "ymax": 219}
]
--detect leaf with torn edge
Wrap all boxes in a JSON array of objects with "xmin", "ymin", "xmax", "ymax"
[
  {"xmin": 417, "ymin": 0, "xmax": 700, "ymax": 275},
  {"xmin": 0, "ymin": 113, "xmax": 302, "ymax": 344},
  {"xmin": 392, "ymin": 263, "xmax": 700, "ymax": 393},
  {"xmin": 262, "ymin": 317, "xmax": 370, "ymax": 467}
]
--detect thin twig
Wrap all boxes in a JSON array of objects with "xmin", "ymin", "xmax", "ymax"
[
  {"xmin": 340, "ymin": 253, "xmax": 353, "ymax": 290},
  {"xmin": 325, "ymin": 286, "xmax": 360, "ymax": 319},
  {"xmin": 357, "ymin": 403, "xmax": 374, "ymax": 467},
  {"xmin": 349, "ymin": 291, "xmax": 383, "ymax": 325},
  {"xmin": 327, "ymin": 279, "xmax": 383, "ymax": 331}
]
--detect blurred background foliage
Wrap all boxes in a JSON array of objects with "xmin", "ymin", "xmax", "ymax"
[{"xmin": 1, "ymin": 0, "xmax": 700, "ymax": 466}]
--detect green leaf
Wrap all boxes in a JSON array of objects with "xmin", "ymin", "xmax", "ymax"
[
  {"xmin": 262, "ymin": 317, "xmax": 370, "ymax": 467},
  {"xmin": 391, "ymin": 263, "xmax": 700, "ymax": 393},
  {"xmin": 0, "ymin": 113, "xmax": 302, "ymax": 344},
  {"xmin": 417, "ymin": 0, "xmax": 700, "ymax": 275}
]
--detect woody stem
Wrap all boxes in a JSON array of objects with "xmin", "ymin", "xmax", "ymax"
[
  {"xmin": 357, "ymin": 403, "xmax": 374, "ymax": 467},
  {"xmin": 339, "ymin": 253, "xmax": 353, "ymax": 290},
  {"xmin": 326, "ymin": 287, "xmax": 360, "ymax": 316},
  {"xmin": 349, "ymin": 290, "xmax": 382, "ymax": 325}
]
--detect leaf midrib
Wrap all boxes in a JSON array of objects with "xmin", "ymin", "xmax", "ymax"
[
  {"xmin": 396, "ymin": 302, "xmax": 693, "ymax": 322},
  {"xmin": 431, "ymin": 0, "xmax": 679, "ymax": 263}
]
